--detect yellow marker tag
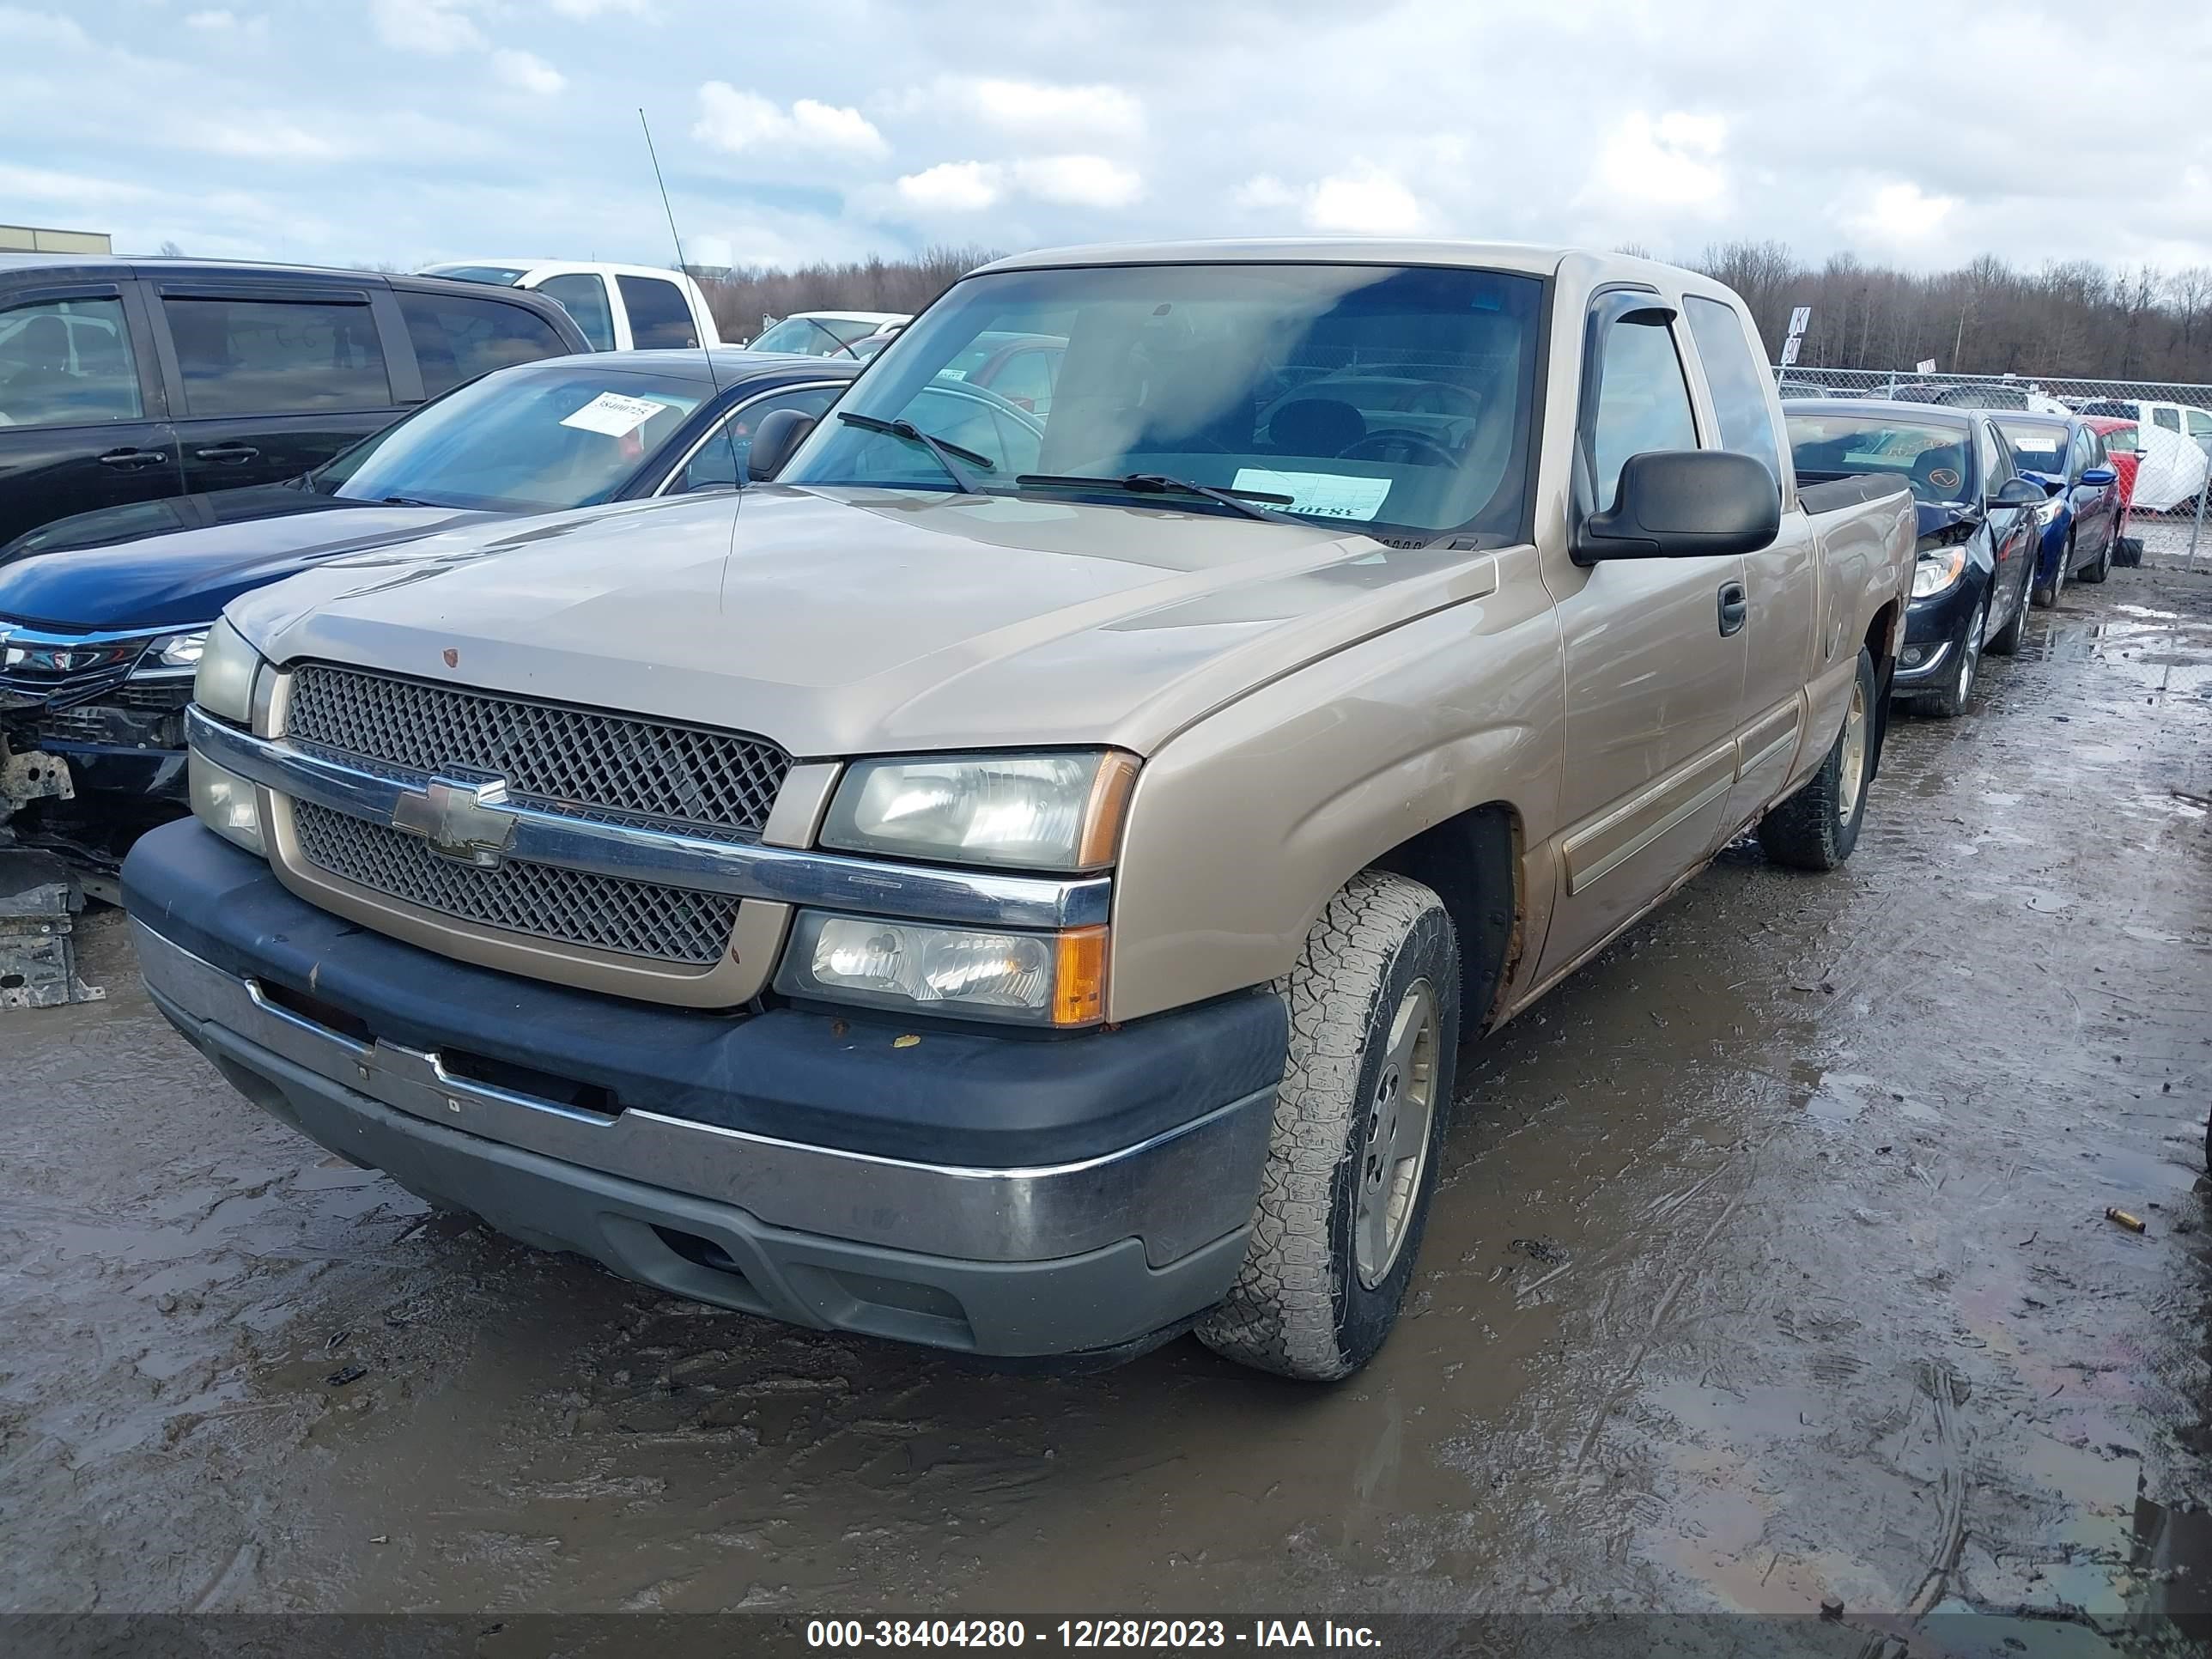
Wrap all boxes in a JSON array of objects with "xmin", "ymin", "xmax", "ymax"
[{"xmin": 893, "ymin": 1034, "xmax": 921, "ymax": 1049}]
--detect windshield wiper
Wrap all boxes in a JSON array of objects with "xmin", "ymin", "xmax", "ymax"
[
  {"xmin": 1014, "ymin": 472, "xmax": 1299, "ymax": 525},
  {"xmin": 379, "ymin": 495, "xmax": 449, "ymax": 508},
  {"xmin": 837, "ymin": 411, "xmax": 993, "ymax": 494}
]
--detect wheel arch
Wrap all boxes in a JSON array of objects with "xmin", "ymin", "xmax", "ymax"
[{"xmin": 1362, "ymin": 800, "xmax": 1524, "ymax": 1036}]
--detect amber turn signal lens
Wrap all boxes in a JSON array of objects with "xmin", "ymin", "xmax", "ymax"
[{"xmin": 1052, "ymin": 926, "xmax": 1109, "ymax": 1026}]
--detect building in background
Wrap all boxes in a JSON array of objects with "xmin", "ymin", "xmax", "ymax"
[{"xmin": 0, "ymin": 225, "xmax": 111, "ymax": 255}]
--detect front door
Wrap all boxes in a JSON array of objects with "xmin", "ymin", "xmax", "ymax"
[
  {"xmin": 0, "ymin": 283, "xmax": 183, "ymax": 549},
  {"xmin": 1535, "ymin": 294, "xmax": 1747, "ymax": 983}
]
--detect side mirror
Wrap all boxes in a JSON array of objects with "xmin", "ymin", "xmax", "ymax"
[
  {"xmin": 744, "ymin": 410, "xmax": 816, "ymax": 483},
  {"xmin": 2081, "ymin": 465, "xmax": 2117, "ymax": 486},
  {"xmin": 1990, "ymin": 476, "xmax": 2046, "ymax": 508},
  {"xmin": 1575, "ymin": 450, "xmax": 1779, "ymax": 562}
]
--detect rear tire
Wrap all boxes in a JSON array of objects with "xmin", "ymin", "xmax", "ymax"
[
  {"xmin": 2077, "ymin": 520, "xmax": 2112, "ymax": 584},
  {"xmin": 2114, "ymin": 536, "xmax": 2143, "ymax": 568},
  {"xmin": 1195, "ymin": 872, "xmax": 1461, "ymax": 1382},
  {"xmin": 1758, "ymin": 647, "xmax": 1877, "ymax": 872}
]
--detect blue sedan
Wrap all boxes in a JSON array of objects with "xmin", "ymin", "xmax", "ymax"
[{"xmin": 1993, "ymin": 415, "xmax": 2124, "ymax": 607}]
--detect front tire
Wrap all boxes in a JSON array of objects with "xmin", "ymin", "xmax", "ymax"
[
  {"xmin": 2033, "ymin": 533, "xmax": 2070, "ymax": 608},
  {"xmin": 1195, "ymin": 872, "xmax": 1461, "ymax": 1382},
  {"xmin": 1757, "ymin": 645, "xmax": 1877, "ymax": 872},
  {"xmin": 1919, "ymin": 593, "xmax": 1986, "ymax": 720}
]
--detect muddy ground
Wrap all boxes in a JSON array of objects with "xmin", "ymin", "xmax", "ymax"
[{"xmin": 3, "ymin": 558, "xmax": 2209, "ymax": 1638}]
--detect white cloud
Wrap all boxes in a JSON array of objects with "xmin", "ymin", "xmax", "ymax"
[
  {"xmin": 1589, "ymin": 110, "xmax": 1729, "ymax": 210},
  {"xmin": 170, "ymin": 113, "xmax": 347, "ymax": 160},
  {"xmin": 1307, "ymin": 168, "xmax": 1424, "ymax": 234},
  {"xmin": 490, "ymin": 46, "xmax": 564, "ymax": 95},
  {"xmin": 548, "ymin": 0, "xmax": 644, "ymax": 13},
  {"xmin": 1013, "ymin": 154, "xmax": 1142, "ymax": 209},
  {"xmin": 896, "ymin": 161, "xmax": 1002, "ymax": 212},
  {"xmin": 957, "ymin": 77, "xmax": 1143, "ymax": 142},
  {"xmin": 693, "ymin": 82, "xmax": 887, "ymax": 159},
  {"xmin": 184, "ymin": 8, "xmax": 265, "ymax": 33},
  {"xmin": 0, "ymin": 5, "xmax": 91, "ymax": 46},
  {"xmin": 368, "ymin": 0, "xmax": 484, "ymax": 53},
  {"xmin": 1845, "ymin": 180, "xmax": 1959, "ymax": 246}
]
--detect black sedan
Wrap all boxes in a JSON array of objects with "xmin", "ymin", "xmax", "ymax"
[
  {"xmin": 1787, "ymin": 399, "xmax": 2045, "ymax": 718},
  {"xmin": 0, "ymin": 349, "xmax": 856, "ymax": 854}
]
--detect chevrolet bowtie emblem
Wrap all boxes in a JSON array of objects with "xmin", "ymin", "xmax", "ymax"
[{"xmin": 391, "ymin": 777, "xmax": 520, "ymax": 867}]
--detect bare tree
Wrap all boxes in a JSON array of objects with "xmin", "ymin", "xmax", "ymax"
[{"xmin": 689, "ymin": 242, "xmax": 2212, "ymax": 380}]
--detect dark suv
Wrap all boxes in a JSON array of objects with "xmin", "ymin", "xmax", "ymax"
[{"xmin": 0, "ymin": 255, "xmax": 591, "ymax": 547}]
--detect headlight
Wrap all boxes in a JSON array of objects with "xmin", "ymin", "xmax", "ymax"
[
  {"xmin": 1911, "ymin": 547, "xmax": 1967, "ymax": 598},
  {"xmin": 820, "ymin": 751, "xmax": 1138, "ymax": 872},
  {"xmin": 192, "ymin": 617, "xmax": 264, "ymax": 725},
  {"xmin": 145, "ymin": 629, "xmax": 208, "ymax": 671},
  {"xmin": 189, "ymin": 752, "xmax": 265, "ymax": 855},
  {"xmin": 2034, "ymin": 497, "xmax": 2064, "ymax": 526},
  {"xmin": 775, "ymin": 912, "xmax": 1107, "ymax": 1026}
]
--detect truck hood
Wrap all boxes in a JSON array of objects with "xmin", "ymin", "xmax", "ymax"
[
  {"xmin": 227, "ymin": 486, "xmax": 1506, "ymax": 757},
  {"xmin": 0, "ymin": 494, "xmax": 506, "ymax": 631}
]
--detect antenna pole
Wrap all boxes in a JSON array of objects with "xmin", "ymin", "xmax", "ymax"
[{"xmin": 638, "ymin": 108, "xmax": 741, "ymax": 486}]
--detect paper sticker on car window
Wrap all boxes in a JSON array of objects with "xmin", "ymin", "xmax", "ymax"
[
  {"xmin": 1231, "ymin": 468, "xmax": 1392, "ymax": 521},
  {"xmin": 560, "ymin": 391, "xmax": 671, "ymax": 438},
  {"xmin": 1926, "ymin": 467, "xmax": 1960, "ymax": 492}
]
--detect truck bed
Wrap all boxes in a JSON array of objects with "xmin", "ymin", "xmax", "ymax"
[{"xmin": 1797, "ymin": 473, "xmax": 1914, "ymax": 516}]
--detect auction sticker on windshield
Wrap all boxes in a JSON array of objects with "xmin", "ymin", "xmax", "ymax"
[
  {"xmin": 561, "ymin": 392, "xmax": 672, "ymax": 438},
  {"xmin": 1231, "ymin": 468, "xmax": 1392, "ymax": 521}
]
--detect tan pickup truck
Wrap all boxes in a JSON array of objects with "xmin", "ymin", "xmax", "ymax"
[{"xmin": 126, "ymin": 242, "xmax": 1913, "ymax": 1379}]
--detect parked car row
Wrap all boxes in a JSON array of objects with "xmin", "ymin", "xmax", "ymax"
[
  {"xmin": 1777, "ymin": 374, "xmax": 2210, "ymax": 514},
  {"xmin": 1785, "ymin": 397, "xmax": 2128, "ymax": 718}
]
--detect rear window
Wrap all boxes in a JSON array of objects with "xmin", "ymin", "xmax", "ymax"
[
  {"xmin": 398, "ymin": 289, "xmax": 572, "ymax": 396},
  {"xmin": 2099, "ymin": 424, "xmax": 2139, "ymax": 453},
  {"xmin": 162, "ymin": 295, "xmax": 391, "ymax": 416},
  {"xmin": 1682, "ymin": 295, "xmax": 1783, "ymax": 502},
  {"xmin": 1995, "ymin": 420, "xmax": 2068, "ymax": 475},
  {"xmin": 617, "ymin": 275, "xmax": 697, "ymax": 349},
  {"xmin": 1787, "ymin": 412, "xmax": 1974, "ymax": 504}
]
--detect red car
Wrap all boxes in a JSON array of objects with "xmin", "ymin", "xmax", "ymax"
[{"xmin": 2082, "ymin": 416, "xmax": 2143, "ymax": 563}]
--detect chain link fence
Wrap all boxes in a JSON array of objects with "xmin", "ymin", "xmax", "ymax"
[{"xmin": 1771, "ymin": 364, "xmax": 2211, "ymax": 565}]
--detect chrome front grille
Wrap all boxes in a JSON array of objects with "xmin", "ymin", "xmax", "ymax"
[
  {"xmin": 286, "ymin": 663, "xmax": 790, "ymax": 839},
  {"xmin": 293, "ymin": 802, "xmax": 742, "ymax": 967}
]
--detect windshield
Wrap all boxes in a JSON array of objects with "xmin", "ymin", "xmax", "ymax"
[
  {"xmin": 1787, "ymin": 413, "xmax": 1975, "ymax": 504},
  {"xmin": 1996, "ymin": 421, "xmax": 2069, "ymax": 476},
  {"xmin": 313, "ymin": 363, "xmax": 703, "ymax": 511},
  {"xmin": 779, "ymin": 262, "xmax": 1543, "ymax": 543}
]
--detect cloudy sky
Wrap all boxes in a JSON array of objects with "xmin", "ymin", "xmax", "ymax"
[{"xmin": 7, "ymin": 0, "xmax": 2210, "ymax": 276}]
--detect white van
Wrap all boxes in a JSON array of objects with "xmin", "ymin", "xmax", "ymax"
[{"xmin": 416, "ymin": 259, "xmax": 721, "ymax": 352}]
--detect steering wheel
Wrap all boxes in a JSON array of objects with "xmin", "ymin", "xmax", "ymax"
[{"xmin": 1339, "ymin": 429, "xmax": 1457, "ymax": 468}]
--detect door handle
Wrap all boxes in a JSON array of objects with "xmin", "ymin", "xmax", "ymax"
[
  {"xmin": 96, "ymin": 447, "xmax": 168, "ymax": 469},
  {"xmin": 1718, "ymin": 580, "xmax": 1747, "ymax": 636},
  {"xmin": 194, "ymin": 443, "xmax": 260, "ymax": 465}
]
